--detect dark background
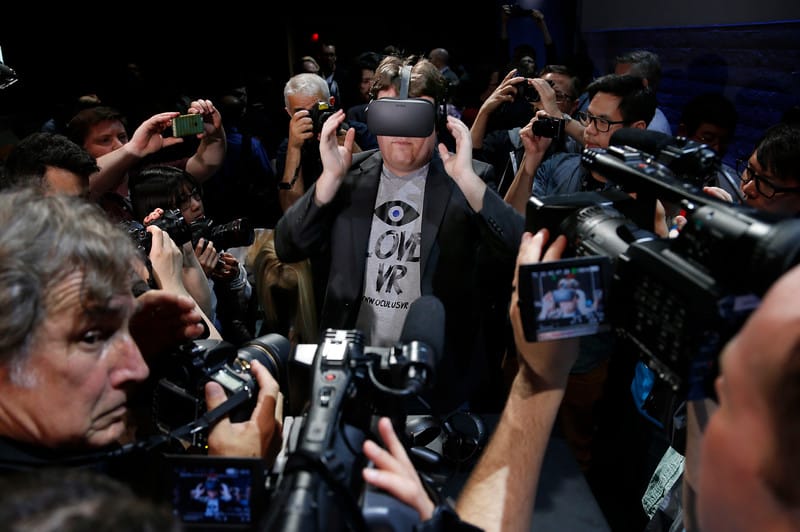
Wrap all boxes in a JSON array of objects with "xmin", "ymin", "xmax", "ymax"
[{"xmin": 1, "ymin": 2, "xmax": 798, "ymax": 164}]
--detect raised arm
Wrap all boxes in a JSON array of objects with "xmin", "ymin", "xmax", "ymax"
[
  {"xmin": 503, "ymin": 114, "xmax": 552, "ymax": 213},
  {"xmin": 470, "ymin": 69, "xmax": 524, "ymax": 150},
  {"xmin": 185, "ymin": 99, "xmax": 227, "ymax": 182},
  {"xmin": 91, "ymin": 112, "xmax": 181, "ymax": 198},
  {"xmin": 456, "ymin": 230, "xmax": 579, "ymax": 532},
  {"xmin": 438, "ymin": 115, "xmax": 488, "ymax": 212}
]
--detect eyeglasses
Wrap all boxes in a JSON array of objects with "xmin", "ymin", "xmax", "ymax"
[
  {"xmin": 576, "ymin": 111, "xmax": 627, "ymax": 133},
  {"xmin": 177, "ymin": 187, "xmax": 202, "ymax": 210},
  {"xmin": 735, "ymin": 159, "xmax": 800, "ymax": 199}
]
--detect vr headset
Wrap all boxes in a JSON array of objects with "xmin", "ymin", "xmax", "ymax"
[{"xmin": 365, "ymin": 65, "xmax": 437, "ymax": 138}]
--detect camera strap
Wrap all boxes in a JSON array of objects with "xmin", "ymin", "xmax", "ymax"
[
  {"xmin": 399, "ymin": 65, "xmax": 411, "ymax": 98},
  {"xmin": 167, "ymin": 387, "xmax": 253, "ymax": 442}
]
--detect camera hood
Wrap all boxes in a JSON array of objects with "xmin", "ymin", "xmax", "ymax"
[{"xmin": 366, "ymin": 98, "xmax": 435, "ymax": 138}]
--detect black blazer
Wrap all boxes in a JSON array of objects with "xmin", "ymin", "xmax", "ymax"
[{"xmin": 276, "ymin": 149, "xmax": 524, "ymax": 412}]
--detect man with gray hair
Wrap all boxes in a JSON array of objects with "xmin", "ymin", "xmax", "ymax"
[
  {"xmin": 0, "ymin": 189, "xmax": 282, "ymax": 475},
  {"xmin": 276, "ymin": 72, "xmax": 374, "ymax": 213}
]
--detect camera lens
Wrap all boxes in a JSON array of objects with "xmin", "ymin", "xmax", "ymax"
[
  {"xmin": 191, "ymin": 218, "xmax": 255, "ymax": 250},
  {"xmin": 235, "ymin": 333, "xmax": 291, "ymax": 391},
  {"xmin": 208, "ymin": 218, "xmax": 255, "ymax": 250}
]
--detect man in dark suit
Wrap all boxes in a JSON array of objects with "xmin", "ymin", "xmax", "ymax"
[{"xmin": 275, "ymin": 55, "xmax": 524, "ymax": 414}]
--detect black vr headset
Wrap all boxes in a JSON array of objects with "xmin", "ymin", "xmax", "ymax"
[{"xmin": 365, "ymin": 65, "xmax": 445, "ymax": 138}]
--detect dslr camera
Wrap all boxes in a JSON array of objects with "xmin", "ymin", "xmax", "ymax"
[
  {"xmin": 150, "ymin": 334, "xmax": 290, "ymax": 450},
  {"xmin": 121, "ymin": 209, "xmax": 254, "ymax": 254},
  {"xmin": 517, "ymin": 78, "xmax": 555, "ymax": 104},
  {"xmin": 307, "ymin": 101, "xmax": 336, "ymax": 136}
]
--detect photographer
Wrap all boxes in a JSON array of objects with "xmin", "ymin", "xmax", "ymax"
[
  {"xmin": 470, "ymin": 64, "xmax": 583, "ymax": 197},
  {"xmin": 0, "ymin": 189, "xmax": 281, "ymax": 491},
  {"xmin": 276, "ymin": 72, "xmax": 373, "ymax": 214},
  {"xmin": 130, "ymin": 165, "xmax": 256, "ymax": 345},
  {"xmin": 502, "ymin": 75, "xmax": 658, "ymax": 474},
  {"xmin": 504, "ymin": 73, "xmax": 657, "ymax": 214}
]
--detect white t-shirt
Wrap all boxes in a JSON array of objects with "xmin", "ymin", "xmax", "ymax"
[{"xmin": 355, "ymin": 165, "xmax": 427, "ymax": 346}]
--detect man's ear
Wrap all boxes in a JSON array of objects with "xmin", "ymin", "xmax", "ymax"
[
  {"xmin": 329, "ymin": 96, "xmax": 336, "ymax": 108},
  {"xmin": 631, "ymin": 120, "xmax": 648, "ymax": 130},
  {"xmin": 284, "ymin": 107, "xmax": 292, "ymax": 117}
]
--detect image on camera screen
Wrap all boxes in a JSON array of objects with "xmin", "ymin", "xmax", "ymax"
[
  {"xmin": 163, "ymin": 455, "xmax": 266, "ymax": 530},
  {"xmin": 518, "ymin": 256, "xmax": 612, "ymax": 341}
]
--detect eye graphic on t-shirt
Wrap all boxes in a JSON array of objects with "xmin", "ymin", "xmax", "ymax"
[{"xmin": 374, "ymin": 200, "xmax": 420, "ymax": 227}]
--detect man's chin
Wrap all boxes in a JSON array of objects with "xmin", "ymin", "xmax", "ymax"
[{"xmin": 86, "ymin": 412, "xmax": 129, "ymax": 447}]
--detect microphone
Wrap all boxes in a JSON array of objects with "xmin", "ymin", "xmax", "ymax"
[
  {"xmin": 610, "ymin": 128, "xmax": 720, "ymax": 188},
  {"xmin": 397, "ymin": 295, "xmax": 445, "ymax": 394},
  {"xmin": 610, "ymin": 128, "xmax": 680, "ymax": 156},
  {"xmin": 0, "ymin": 62, "xmax": 19, "ymax": 90}
]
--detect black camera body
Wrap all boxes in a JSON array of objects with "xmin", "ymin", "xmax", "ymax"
[
  {"xmin": 122, "ymin": 208, "xmax": 192, "ymax": 255},
  {"xmin": 262, "ymin": 328, "xmax": 437, "ymax": 532},
  {"xmin": 533, "ymin": 116, "xmax": 565, "ymax": 139},
  {"xmin": 309, "ymin": 101, "xmax": 335, "ymax": 136},
  {"xmin": 122, "ymin": 209, "xmax": 254, "ymax": 254},
  {"xmin": 524, "ymin": 140, "xmax": 800, "ymax": 402},
  {"xmin": 150, "ymin": 334, "xmax": 290, "ymax": 450},
  {"xmin": 517, "ymin": 78, "xmax": 555, "ymax": 104}
]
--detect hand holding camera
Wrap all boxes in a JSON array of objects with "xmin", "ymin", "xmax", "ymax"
[
  {"xmin": 516, "ymin": 78, "xmax": 556, "ymax": 105},
  {"xmin": 532, "ymin": 115, "xmax": 565, "ymax": 139},
  {"xmin": 210, "ymin": 252, "xmax": 241, "ymax": 282},
  {"xmin": 502, "ymin": 4, "xmax": 534, "ymax": 18}
]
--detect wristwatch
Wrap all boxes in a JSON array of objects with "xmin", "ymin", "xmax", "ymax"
[{"xmin": 278, "ymin": 165, "xmax": 301, "ymax": 190}]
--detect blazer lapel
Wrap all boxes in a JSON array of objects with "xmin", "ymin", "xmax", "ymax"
[
  {"xmin": 348, "ymin": 153, "xmax": 383, "ymax": 286},
  {"xmin": 420, "ymin": 157, "xmax": 453, "ymax": 277}
]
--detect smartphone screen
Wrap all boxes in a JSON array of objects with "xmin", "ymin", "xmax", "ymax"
[
  {"xmin": 517, "ymin": 255, "xmax": 612, "ymax": 342},
  {"xmin": 172, "ymin": 114, "xmax": 205, "ymax": 137},
  {"xmin": 160, "ymin": 454, "xmax": 267, "ymax": 530}
]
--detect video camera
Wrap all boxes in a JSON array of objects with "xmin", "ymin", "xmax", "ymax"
[
  {"xmin": 142, "ymin": 296, "xmax": 446, "ymax": 530},
  {"xmin": 524, "ymin": 129, "xmax": 800, "ymax": 398},
  {"xmin": 262, "ymin": 296, "xmax": 444, "ymax": 532},
  {"xmin": 121, "ymin": 209, "xmax": 255, "ymax": 254}
]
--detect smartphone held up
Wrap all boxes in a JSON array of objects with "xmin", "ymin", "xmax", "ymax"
[{"xmin": 172, "ymin": 114, "xmax": 205, "ymax": 137}]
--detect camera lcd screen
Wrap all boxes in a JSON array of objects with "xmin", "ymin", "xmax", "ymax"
[
  {"xmin": 161, "ymin": 454, "xmax": 266, "ymax": 530},
  {"xmin": 517, "ymin": 256, "xmax": 612, "ymax": 342},
  {"xmin": 172, "ymin": 114, "xmax": 205, "ymax": 137}
]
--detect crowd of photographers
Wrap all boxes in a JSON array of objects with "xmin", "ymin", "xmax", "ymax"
[{"xmin": 1, "ymin": 10, "xmax": 800, "ymax": 531}]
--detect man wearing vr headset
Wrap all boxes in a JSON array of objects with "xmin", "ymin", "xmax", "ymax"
[{"xmin": 275, "ymin": 55, "xmax": 524, "ymax": 414}]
